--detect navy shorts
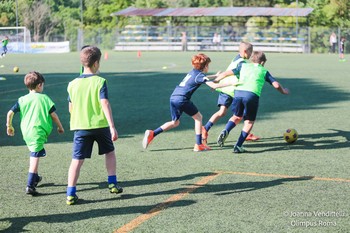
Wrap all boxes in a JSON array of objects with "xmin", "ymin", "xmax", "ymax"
[
  {"xmin": 232, "ymin": 93, "xmax": 259, "ymax": 121},
  {"xmin": 30, "ymin": 148, "xmax": 46, "ymax": 158},
  {"xmin": 217, "ymin": 92, "xmax": 233, "ymax": 108},
  {"xmin": 170, "ymin": 97, "xmax": 198, "ymax": 121},
  {"xmin": 72, "ymin": 127, "xmax": 115, "ymax": 160}
]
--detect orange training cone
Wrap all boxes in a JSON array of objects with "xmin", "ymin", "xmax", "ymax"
[{"xmin": 104, "ymin": 52, "xmax": 108, "ymax": 60}]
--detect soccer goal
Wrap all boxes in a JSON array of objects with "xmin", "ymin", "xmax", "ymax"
[{"xmin": 0, "ymin": 27, "xmax": 31, "ymax": 53}]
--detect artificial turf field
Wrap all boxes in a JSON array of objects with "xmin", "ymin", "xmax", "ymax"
[{"xmin": 0, "ymin": 51, "xmax": 349, "ymax": 232}]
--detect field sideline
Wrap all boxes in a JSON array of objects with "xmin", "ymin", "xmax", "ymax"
[{"xmin": 0, "ymin": 51, "xmax": 349, "ymax": 232}]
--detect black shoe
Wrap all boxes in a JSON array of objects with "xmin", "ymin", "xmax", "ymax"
[
  {"xmin": 233, "ymin": 145, "xmax": 247, "ymax": 153},
  {"xmin": 34, "ymin": 175, "xmax": 42, "ymax": 187},
  {"xmin": 217, "ymin": 129, "xmax": 229, "ymax": 147},
  {"xmin": 26, "ymin": 186, "xmax": 39, "ymax": 196},
  {"xmin": 109, "ymin": 183, "xmax": 123, "ymax": 194},
  {"xmin": 66, "ymin": 195, "xmax": 79, "ymax": 205}
]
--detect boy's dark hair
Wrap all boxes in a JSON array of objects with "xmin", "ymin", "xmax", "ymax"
[
  {"xmin": 192, "ymin": 53, "xmax": 211, "ymax": 71},
  {"xmin": 80, "ymin": 46, "xmax": 102, "ymax": 68},
  {"xmin": 250, "ymin": 51, "xmax": 267, "ymax": 64},
  {"xmin": 24, "ymin": 71, "xmax": 45, "ymax": 90}
]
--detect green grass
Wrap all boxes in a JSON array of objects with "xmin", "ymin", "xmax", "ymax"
[{"xmin": 0, "ymin": 51, "xmax": 350, "ymax": 232}]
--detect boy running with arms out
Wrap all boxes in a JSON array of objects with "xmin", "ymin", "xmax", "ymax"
[
  {"xmin": 6, "ymin": 71, "xmax": 65, "ymax": 195},
  {"xmin": 215, "ymin": 51, "xmax": 289, "ymax": 153},
  {"xmin": 66, "ymin": 46, "xmax": 122, "ymax": 205},
  {"xmin": 143, "ymin": 53, "xmax": 236, "ymax": 152},
  {"xmin": 202, "ymin": 42, "xmax": 260, "ymax": 146}
]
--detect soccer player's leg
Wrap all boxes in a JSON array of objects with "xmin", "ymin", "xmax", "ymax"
[
  {"xmin": 26, "ymin": 149, "xmax": 46, "ymax": 195},
  {"xmin": 186, "ymin": 102, "xmax": 210, "ymax": 152},
  {"xmin": 66, "ymin": 132, "xmax": 91, "ymax": 205},
  {"xmin": 217, "ymin": 98, "xmax": 243, "ymax": 147},
  {"xmin": 233, "ymin": 96, "xmax": 258, "ymax": 153}
]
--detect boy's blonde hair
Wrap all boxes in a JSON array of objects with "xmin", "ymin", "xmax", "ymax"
[
  {"xmin": 80, "ymin": 46, "xmax": 102, "ymax": 68},
  {"xmin": 191, "ymin": 53, "xmax": 211, "ymax": 71},
  {"xmin": 250, "ymin": 51, "xmax": 267, "ymax": 64},
  {"xmin": 24, "ymin": 71, "xmax": 45, "ymax": 90},
  {"xmin": 239, "ymin": 42, "xmax": 253, "ymax": 58}
]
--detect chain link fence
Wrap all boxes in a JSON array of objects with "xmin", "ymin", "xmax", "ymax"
[{"xmin": 75, "ymin": 26, "xmax": 348, "ymax": 54}]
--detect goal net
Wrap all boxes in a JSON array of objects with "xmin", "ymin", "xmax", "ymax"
[{"xmin": 0, "ymin": 27, "xmax": 31, "ymax": 53}]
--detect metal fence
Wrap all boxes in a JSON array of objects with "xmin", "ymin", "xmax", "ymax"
[{"xmin": 76, "ymin": 26, "xmax": 348, "ymax": 54}]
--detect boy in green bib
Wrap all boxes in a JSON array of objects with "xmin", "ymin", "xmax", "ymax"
[
  {"xmin": 202, "ymin": 42, "xmax": 260, "ymax": 146},
  {"xmin": 66, "ymin": 46, "xmax": 122, "ymax": 205},
  {"xmin": 215, "ymin": 51, "xmax": 289, "ymax": 153},
  {"xmin": 6, "ymin": 71, "xmax": 65, "ymax": 195}
]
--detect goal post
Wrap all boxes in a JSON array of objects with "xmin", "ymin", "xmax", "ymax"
[{"xmin": 0, "ymin": 26, "xmax": 31, "ymax": 53}]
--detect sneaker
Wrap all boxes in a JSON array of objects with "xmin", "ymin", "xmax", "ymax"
[
  {"xmin": 201, "ymin": 126, "xmax": 208, "ymax": 144},
  {"xmin": 26, "ymin": 186, "xmax": 39, "ymax": 196},
  {"xmin": 66, "ymin": 195, "xmax": 79, "ymax": 205},
  {"xmin": 193, "ymin": 144, "xmax": 210, "ymax": 152},
  {"xmin": 246, "ymin": 133, "xmax": 261, "ymax": 141},
  {"xmin": 34, "ymin": 175, "xmax": 42, "ymax": 187},
  {"xmin": 142, "ymin": 130, "xmax": 154, "ymax": 149},
  {"xmin": 217, "ymin": 129, "xmax": 229, "ymax": 147},
  {"xmin": 109, "ymin": 183, "xmax": 123, "ymax": 194},
  {"xmin": 233, "ymin": 145, "xmax": 247, "ymax": 153}
]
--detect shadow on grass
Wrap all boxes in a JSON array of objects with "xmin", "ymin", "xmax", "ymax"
[
  {"xmin": 0, "ymin": 200, "xmax": 196, "ymax": 232},
  {"xmin": 118, "ymin": 176, "xmax": 313, "ymax": 200},
  {"xmin": 236, "ymin": 128, "xmax": 350, "ymax": 153},
  {"xmin": 0, "ymin": 172, "xmax": 312, "ymax": 232},
  {"xmin": 25, "ymin": 172, "xmax": 214, "ymax": 196},
  {"xmin": 211, "ymin": 176, "xmax": 314, "ymax": 195}
]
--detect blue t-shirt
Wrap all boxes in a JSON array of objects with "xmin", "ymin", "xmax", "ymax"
[{"xmin": 171, "ymin": 69, "xmax": 207, "ymax": 100}]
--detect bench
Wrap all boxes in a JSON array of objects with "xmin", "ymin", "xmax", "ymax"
[{"xmin": 114, "ymin": 41, "xmax": 305, "ymax": 53}]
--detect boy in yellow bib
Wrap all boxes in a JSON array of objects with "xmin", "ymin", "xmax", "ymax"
[{"xmin": 66, "ymin": 46, "xmax": 122, "ymax": 205}]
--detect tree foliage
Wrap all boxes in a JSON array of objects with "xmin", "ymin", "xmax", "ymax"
[{"xmin": 0, "ymin": 0, "xmax": 349, "ymax": 42}]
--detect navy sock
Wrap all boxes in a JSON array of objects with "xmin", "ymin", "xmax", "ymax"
[
  {"xmin": 196, "ymin": 134, "xmax": 202, "ymax": 145},
  {"xmin": 67, "ymin": 186, "xmax": 77, "ymax": 196},
  {"xmin": 236, "ymin": 131, "xmax": 249, "ymax": 147},
  {"xmin": 27, "ymin": 172, "xmax": 36, "ymax": 187},
  {"xmin": 153, "ymin": 127, "xmax": 163, "ymax": 136},
  {"xmin": 108, "ymin": 175, "xmax": 117, "ymax": 185},
  {"xmin": 225, "ymin": 121, "xmax": 236, "ymax": 133},
  {"xmin": 204, "ymin": 121, "xmax": 214, "ymax": 132}
]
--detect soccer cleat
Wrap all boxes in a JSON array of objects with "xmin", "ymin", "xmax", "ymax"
[
  {"xmin": 109, "ymin": 183, "xmax": 123, "ymax": 194},
  {"xmin": 66, "ymin": 195, "xmax": 79, "ymax": 205},
  {"xmin": 142, "ymin": 130, "xmax": 154, "ymax": 149},
  {"xmin": 193, "ymin": 144, "xmax": 210, "ymax": 152},
  {"xmin": 26, "ymin": 186, "xmax": 39, "ymax": 196},
  {"xmin": 201, "ymin": 126, "xmax": 208, "ymax": 145},
  {"xmin": 233, "ymin": 145, "xmax": 247, "ymax": 153},
  {"xmin": 245, "ymin": 133, "xmax": 261, "ymax": 141},
  {"xmin": 217, "ymin": 129, "xmax": 229, "ymax": 147},
  {"xmin": 34, "ymin": 175, "xmax": 42, "ymax": 187}
]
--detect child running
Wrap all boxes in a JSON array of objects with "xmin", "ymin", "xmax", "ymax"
[
  {"xmin": 202, "ymin": 42, "xmax": 260, "ymax": 146},
  {"xmin": 215, "ymin": 51, "xmax": 289, "ymax": 153},
  {"xmin": 142, "ymin": 53, "xmax": 236, "ymax": 152},
  {"xmin": 6, "ymin": 71, "xmax": 65, "ymax": 195}
]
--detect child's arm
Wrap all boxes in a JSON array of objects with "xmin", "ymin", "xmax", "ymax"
[
  {"xmin": 205, "ymin": 71, "xmax": 221, "ymax": 80},
  {"xmin": 272, "ymin": 81, "xmax": 289, "ymax": 95},
  {"xmin": 214, "ymin": 70, "xmax": 234, "ymax": 82},
  {"xmin": 6, "ymin": 110, "xmax": 15, "ymax": 136},
  {"xmin": 100, "ymin": 99, "xmax": 118, "ymax": 141},
  {"xmin": 205, "ymin": 78, "xmax": 238, "ymax": 90},
  {"xmin": 50, "ymin": 112, "xmax": 64, "ymax": 134}
]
